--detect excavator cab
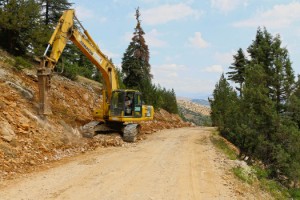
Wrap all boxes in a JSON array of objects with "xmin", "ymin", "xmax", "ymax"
[{"xmin": 110, "ymin": 90, "xmax": 143, "ymax": 118}]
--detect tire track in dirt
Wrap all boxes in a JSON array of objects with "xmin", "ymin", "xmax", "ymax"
[{"xmin": 0, "ymin": 127, "xmax": 265, "ymax": 200}]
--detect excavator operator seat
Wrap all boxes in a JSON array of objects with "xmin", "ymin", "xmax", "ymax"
[{"xmin": 110, "ymin": 90, "xmax": 143, "ymax": 118}]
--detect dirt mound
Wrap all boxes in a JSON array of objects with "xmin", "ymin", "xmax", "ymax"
[
  {"xmin": 0, "ymin": 50, "xmax": 189, "ymax": 181},
  {"xmin": 140, "ymin": 109, "xmax": 191, "ymax": 134}
]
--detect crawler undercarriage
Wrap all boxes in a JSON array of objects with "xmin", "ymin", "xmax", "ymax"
[{"xmin": 80, "ymin": 121, "xmax": 141, "ymax": 142}]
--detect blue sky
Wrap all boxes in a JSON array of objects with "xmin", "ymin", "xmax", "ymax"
[{"xmin": 71, "ymin": 0, "xmax": 300, "ymax": 99}]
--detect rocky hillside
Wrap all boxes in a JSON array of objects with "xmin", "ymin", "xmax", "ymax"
[
  {"xmin": 0, "ymin": 50, "xmax": 190, "ymax": 181},
  {"xmin": 177, "ymin": 99, "xmax": 211, "ymax": 116},
  {"xmin": 177, "ymin": 99, "xmax": 211, "ymax": 126}
]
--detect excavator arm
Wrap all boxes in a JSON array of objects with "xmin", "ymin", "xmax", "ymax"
[{"xmin": 37, "ymin": 9, "xmax": 118, "ymax": 117}]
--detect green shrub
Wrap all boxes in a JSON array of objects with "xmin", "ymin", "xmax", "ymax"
[
  {"xmin": 260, "ymin": 179, "xmax": 290, "ymax": 199},
  {"xmin": 14, "ymin": 56, "xmax": 32, "ymax": 70},
  {"xmin": 289, "ymin": 188, "xmax": 300, "ymax": 199},
  {"xmin": 57, "ymin": 62, "xmax": 78, "ymax": 81},
  {"xmin": 210, "ymin": 135, "xmax": 238, "ymax": 160},
  {"xmin": 232, "ymin": 167, "xmax": 255, "ymax": 184},
  {"xmin": 253, "ymin": 165, "xmax": 270, "ymax": 180}
]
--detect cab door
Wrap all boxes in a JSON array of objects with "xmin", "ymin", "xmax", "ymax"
[
  {"xmin": 110, "ymin": 91, "xmax": 125, "ymax": 117},
  {"xmin": 133, "ymin": 93, "xmax": 142, "ymax": 118}
]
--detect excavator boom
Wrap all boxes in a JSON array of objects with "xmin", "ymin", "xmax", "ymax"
[{"xmin": 37, "ymin": 9, "xmax": 118, "ymax": 116}]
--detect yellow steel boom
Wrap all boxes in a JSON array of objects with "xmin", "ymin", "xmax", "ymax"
[{"xmin": 37, "ymin": 9, "xmax": 118, "ymax": 117}]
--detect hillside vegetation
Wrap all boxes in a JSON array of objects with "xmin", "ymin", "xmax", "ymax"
[
  {"xmin": 210, "ymin": 27, "xmax": 300, "ymax": 198},
  {"xmin": 177, "ymin": 99, "xmax": 211, "ymax": 126}
]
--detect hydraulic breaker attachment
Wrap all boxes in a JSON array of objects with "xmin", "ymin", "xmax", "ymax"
[{"xmin": 37, "ymin": 58, "xmax": 53, "ymax": 115}]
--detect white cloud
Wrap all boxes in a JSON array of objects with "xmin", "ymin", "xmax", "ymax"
[
  {"xmin": 140, "ymin": 0, "xmax": 161, "ymax": 3},
  {"xmin": 151, "ymin": 63, "xmax": 217, "ymax": 95},
  {"xmin": 214, "ymin": 51, "xmax": 234, "ymax": 65},
  {"xmin": 164, "ymin": 55, "xmax": 181, "ymax": 62},
  {"xmin": 98, "ymin": 17, "xmax": 107, "ymax": 23},
  {"xmin": 102, "ymin": 49, "xmax": 120, "ymax": 60},
  {"xmin": 152, "ymin": 63, "xmax": 186, "ymax": 78},
  {"xmin": 142, "ymin": 3, "xmax": 202, "ymax": 25},
  {"xmin": 75, "ymin": 6, "xmax": 107, "ymax": 23},
  {"xmin": 123, "ymin": 32, "xmax": 133, "ymax": 42},
  {"xmin": 75, "ymin": 6, "xmax": 95, "ymax": 20},
  {"xmin": 188, "ymin": 32, "xmax": 209, "ymax": 48},
  {"xmin": 202, "ymin": 65, "xmax": 224, "ymax": 73},
  {"xmin": 233, "ymin": 2, "xmax": 300, "ymax": 28},
  {"xmin": 211, "ymin": 0, "xmax": 248, "ymax": 13},
  {"xmin": 145, "ymin": 29, "xmax": 167, "ymax": 48},
  {"xmin": 153, "ymin": 75, "xmax": 215, "ymax": 94}
]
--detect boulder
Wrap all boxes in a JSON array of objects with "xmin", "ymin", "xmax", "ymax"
[
  {"xmin": 5, "ymin": 81, "xmax": 34, "ymax": 100},
  {"xmin": 0, "ymin": 120, "xmax": 16, "ymax": 142}
]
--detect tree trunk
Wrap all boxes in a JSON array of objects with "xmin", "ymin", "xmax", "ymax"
[{"xmin": 45, "ymin": 0, "xmax": 49, "ymax": 25}]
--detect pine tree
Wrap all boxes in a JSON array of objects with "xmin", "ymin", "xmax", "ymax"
[
  {"xmin": 243, "ymin": 64, "xmax": 279, "ymax": 157},
  {"xmin": 247, "ymin": 27, "xmax": 295, "ymax": 113},
  {"xmin": 39, "ymin": 0, "xmax": 72, "ymax": 26},
  {"xmin": 160, "ymin": 88, "xmax": 178, "ymax": 114},
  {"xmin": 210, "ymin": 74, "xmax": 238, "ymax": 131},
  {"xmin": 211, "ymin": 27, "xmax": 300, "ymax": 184},
  {"xmin": 0, "ymin": 0, "xmax": 40, "ymax": 55},
  {"xmin": 287, "ymin": 75, "xmax": 300, "ymax": 128},
  {"xmin": 270, "ymin": 36, "xmax": 295, "ymax": 113},
  {"xmin": 227, "ymin": 48, "xmax": 247, "ymax": 97},
  {"xmin": 122, "ymin": 7, "xmax": 152, "ymax": 90}
]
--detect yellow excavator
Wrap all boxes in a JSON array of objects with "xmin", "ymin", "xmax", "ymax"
[{"xmin": 37, "ymin": 9, "xmax": 154, "ymax": 142}]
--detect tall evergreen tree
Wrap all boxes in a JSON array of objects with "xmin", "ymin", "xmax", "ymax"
[
  {"xmin": 270, "ymin": 36, "xmax": 295, "ymax": 113},
  {"xmin": 210, "ymin": 74, "xmax": 238, "ymax": 131},
  {"xmin": 243, "ymin": 64, "xmax": 279, "ymax": 158},
  {"xmin": 161, "ymin": 88, "xmax": 178, "ymax": 114},
  {"xmin": 122, "ymin": 7, "xmax": 152, "ymax": 90},
  {"xmin": 0, "ymin": 0, "xmax": 40, "ymax": 55},
  {"xmin": 39, "ymin": 0, "xmax": 72, "ymax": 26},
  {"xmin": 247, "ymin": 27, "xmax": 295, "ymax": 113},
  {"xmin": 287, "ymin": 75, "xmax": 300, "ymax": 128},
  {"xmin": 211, "ymin": 27, "xmax": 300, "ymax": 184},
  {"xmin": 227, "ymin": 48, "xmax": 247, "ymax": 97}
]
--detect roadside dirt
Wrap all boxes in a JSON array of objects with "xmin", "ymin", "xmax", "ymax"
[{"xmin": 0, "ymin": 127, "xmax": 271, "ymax": 200}]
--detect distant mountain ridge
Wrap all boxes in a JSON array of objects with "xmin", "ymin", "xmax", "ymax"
[{"xmin": 191, "ymin": 99, "xmax": 210, "ymax": 107}]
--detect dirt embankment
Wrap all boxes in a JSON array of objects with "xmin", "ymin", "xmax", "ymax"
[{"xmin": 0, "ymin": 51, "xmax": 190, "ymax": 181}]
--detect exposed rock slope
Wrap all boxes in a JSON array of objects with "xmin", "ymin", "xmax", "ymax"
[
  {"xmin": 177, "ymin": 99, "xmax": 211, "ymax": 126},
  {"xmin": 177, "ymin": 99, "xmax": 211, "ymax": 116}
]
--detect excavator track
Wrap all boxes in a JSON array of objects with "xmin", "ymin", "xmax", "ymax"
[
  {"xmin": 80, "ymin": 121, "xmax": 140, "ymax": 143},
  {"xmin": 122, "ymin": 124, "xmax": 141, "ymax": 142},
  {"xmin": 80, "ymin": 121, "xmax": 113, "ymax": 138}
]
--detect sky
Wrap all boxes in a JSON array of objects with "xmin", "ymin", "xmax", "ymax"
[{"xmin": 71, "ymin": 0, "xmax": 300, "ymax": 99}]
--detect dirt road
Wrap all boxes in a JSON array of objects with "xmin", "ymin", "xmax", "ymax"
[{"xmin": 0, "ymin": 127, "xmax": 265, "ymax": 200}]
